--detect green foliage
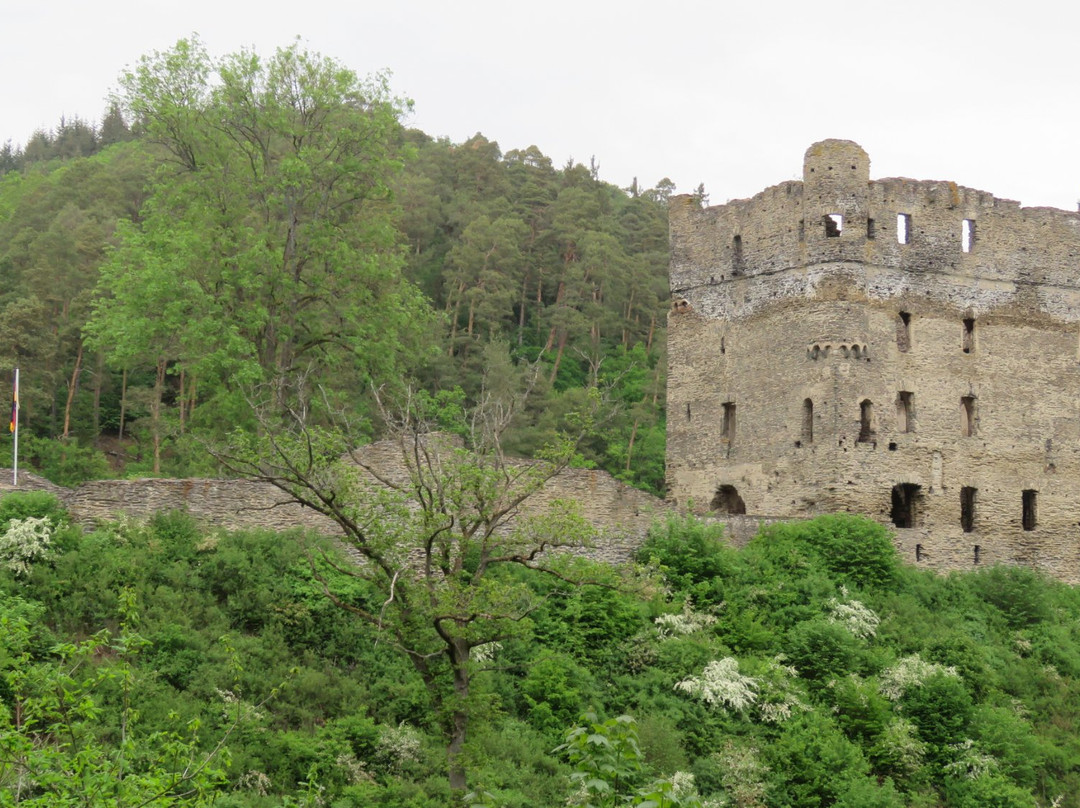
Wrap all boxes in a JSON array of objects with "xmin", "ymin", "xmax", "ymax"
[
  {"xmin": 555, "ymin": 713, "xmax": 704, "ymax": 808},
  {"xmin": 21, "ymin": 434, "xmax": 113, "ymax": 486},
  {"xmin": 752, "ymin": 514, "xmax": 899, "ymax": 589},
  {"xmin": 636, "ymin": 514, "xmax": 734, "ymax": 605},
  {"xmin": 0, "ymin": 595, "xmax": 228, "ymax": 805},
  {"xmin": 0, "ymin": 490, "xmax": 69, "ymax": 526}
]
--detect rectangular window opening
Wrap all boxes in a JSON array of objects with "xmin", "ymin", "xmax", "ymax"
[
  {"xmin": 732, "ymin": 235, "xmax": 743, "ymax": 272},
  {"xmin": 891, "ymin": 483, "xmax": 921, "ymax": 528},
  {"xmin": 1022, "ymin": 489, "xmax": 1037, "ymax": 531},
  {"xmin": 961, "ymin": 486, "xmax": 977, "ymax": 533},
  {"xmin": 897, "ymin": 311, "xmax": 911, "ymax": 353},
  {"xmin": 962, "ymin": 219, "xmax": 975, "ymax": 253},
  {"xmin": 897, "ymin": 391, "xmax": 914, "ymax": 433},
  {"xmin": 867, "ymin": 218, "xmax": 876, "ymax": 240},
  {"xmin": 798, "ymin": 219, "xmax": 805, "ymax": 242},
  {"xmin": 802, "ymin": 398, "xmax": 814, "ymax": 444},
  {"xmin": 857, "ymin": 399, "xmax": 874, "ymax": 443},
  {"xmin": 962, "ymin": 318, "xmax": 975, "ymax": 353},
  {"xmin": 974, "ymin": 545, "xmax": 981, "ymax": 565},
  {"xmin": 961, "ymin": 395, "xmax": 976, "ymax": 437},
  {"xmin": 915, "ymin": 543, "xmax": 923, "ymax": 562},
  {"xmin": 825, "ymin": 213, "xmax": 843, "ymax": 237},
  {"xmin": 721, "ymin": 402, "xmax": 736, "ymax": 445},
  {"xmin": 897, "ymin": 213, "xmax": 911, "ymax": 244}
]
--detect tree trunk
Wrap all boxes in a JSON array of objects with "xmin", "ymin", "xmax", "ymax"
[
  {"xmin": 92, "ymin": 351, "xmax": 104, "ymax": 440},
  {"xmin": 447, "ymin": 639, "xmax": 470, "ymax": 792},
  {"xmin": 178, "ymin": 368, "xmax": 186, "ymax": 434},
  {"xmin": 62, "ymin": 340, "xmax": 83, "ymax": 440},
  {"xmin": 118, "ymin": 368, "xmax": 127, "ymax": 441},
  {"xmin": 152, "ymin": 359, "xmax": 166, "ymax": 475}
]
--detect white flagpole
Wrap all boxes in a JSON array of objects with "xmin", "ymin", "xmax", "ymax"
[{"xmin": 12, "ymin": 368, "xmax": 18, "ymax": 487}]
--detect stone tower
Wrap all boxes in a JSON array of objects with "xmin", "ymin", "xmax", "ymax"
[{"xmin": 667, "ymin": 139, "xmax": 1080, "ymax": 579}]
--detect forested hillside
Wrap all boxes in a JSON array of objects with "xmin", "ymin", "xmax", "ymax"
[
  {"xmin": 0, "ymin": 36, "xmax": 671, "ymax": 494},
  {"xmin": 1, "ymin": 497, "xmax": 1076, "ymax": 807}
]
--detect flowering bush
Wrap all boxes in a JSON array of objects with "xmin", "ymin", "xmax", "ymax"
[
  {"xmin": 879, "ymin": 654, "xmax": 959, "ymax": 701},
  {"xmin": 675, "ymin": 658, "xmax": 758, "ymax": 714},
  {"xmin": 825, "ymin": 588, "xmax": 880, "ymax": 639},
  {"xmin": 0, "ymin": 516, "xmax": 53, "ymax": 576},
  {"xmin": 655, "ymin": 598, "xmax": 719, "ymax": 638}
]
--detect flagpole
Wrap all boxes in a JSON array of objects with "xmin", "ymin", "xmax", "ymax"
[{"xmin": 11, "ymin": 368, "xmax": 18, "ymax": 487}]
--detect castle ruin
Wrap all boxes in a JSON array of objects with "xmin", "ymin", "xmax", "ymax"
[{"xmin": 666, "ymin": 139, "xmax": 1080, "ymax": 581}]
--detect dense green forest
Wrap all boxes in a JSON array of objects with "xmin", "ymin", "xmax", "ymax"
[
  {"xmin": 2, "ymin": 495, "xmax": 1078, "ymax": 807},
  {"xmin": 0, "ymin": 36, "xmax": 670, "ymax": 495}
]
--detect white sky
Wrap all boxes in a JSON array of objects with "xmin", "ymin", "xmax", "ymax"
[{"xmin": 5, "ymin": 0, "xmax": 1080, "ymax": 210}]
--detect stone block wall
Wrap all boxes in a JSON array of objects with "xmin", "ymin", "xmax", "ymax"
[
  {"xmin": 668, "ymin": 139, "xmax": 1080, "ymax": 583},
  {"xmin": 0, "ymin": 443, "xmax": 665, "ymax": 568}
]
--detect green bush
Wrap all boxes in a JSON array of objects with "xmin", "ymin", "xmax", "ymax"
[{"xmin": 755, "ymin": 514, "xmax": 899, "ymax": 589}]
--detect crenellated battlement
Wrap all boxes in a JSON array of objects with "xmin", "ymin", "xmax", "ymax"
[
  {"xmin": 670, "ymin": 139, "xmax": 1080, "ymax": 323},
  {"xmin": 667, "ymin": 141, "xmax": 1080, "ymax": 583}
]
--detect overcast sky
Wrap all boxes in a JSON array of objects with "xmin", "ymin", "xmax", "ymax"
[{"xmin": 5, "ymin": 1, "xmax": 1079, "ymax": 210}]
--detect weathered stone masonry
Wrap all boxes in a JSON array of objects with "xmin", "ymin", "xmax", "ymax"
[
  {"xmin": 0, "ymin": 441, "xmax": 665, "ymax": 568},
  {"xmin": 667, "ymin": 139, "xmax": 1080, "ymax": 582}
]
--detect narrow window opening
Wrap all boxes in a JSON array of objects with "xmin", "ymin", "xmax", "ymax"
[
  {"xmin": 867, "ymin": 218, "xmax": 876, "ymax": 240},
  {"xmin": 960, "ymin": 487, "xmax": 977, "ymax": 533},
  {"xmin": 802, "ymin": 398, "xmax": 814, "ymax": 444},
  {"xmin": 897, "ymin": 391, "xmax": 914, "ymax": 433},
  {"xmin": 961, "ymin": 395, "xmax": 976, "ymax": 437},
  {"xmin": 897, "ymin": 213, "xmax": 911, "ymax": 244},
  {"xmin": 915, "ymin": 543, "xmax": 923, "ymax": 562},
  {"xmin": 962, "ymin": 219, "xmax": 975, "ymax": 253},
  {"xmin": 732, "ymin": 235, "xmax": 744, "ymax": 272},
  {"xmin": 857, "ymin": 399, "xmax": 874, "ymax": 443},
  {"xmin": 962, "ymin": 318, "xmax": 975, "ymax": 353},
  {"xmin": 721, "ymin": 402, "xmax": 736, "ymax": 445},
  {"xmin": 974, "ymin": 545, "xmax": 981, "ymax": 565},
  {"xmin": 798, "ymin": 219, "xmax": 805, "ymax": 242},
  {"xmin": 711, "ymin": 484, "xmax": 746, "ymax": 515},
  {"xmin": 720, "ymin": 336, "xmax": 726, "ymax": 355},
  {"xmin": 1022, "ymin": 490, "xmax": 1037, "ymax": 531},
  {"xmin": 824, "ymin": 214, "xmax": 843, "ymax": 237},
  {"xmin": 890, "ymin": 483, "xmax": 921, "ymax": 528},
  {"xmin": 685, "ymin": 403, "xmax": 691, "ymax": 421},
  {"xmin": 897, "ymin": 311, "xmax": 911, "ymax": 353}
]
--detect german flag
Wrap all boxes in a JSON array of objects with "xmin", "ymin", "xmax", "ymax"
[{"xmin": 9, "ymin": 371, "xmax": 17, "ymax": 433}]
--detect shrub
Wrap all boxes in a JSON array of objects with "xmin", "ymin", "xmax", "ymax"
[{"xmin": 755, "ymin": 514, "xmax": 899, "ymax": 589}]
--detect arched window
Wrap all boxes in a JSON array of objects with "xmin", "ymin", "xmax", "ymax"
[
  {"xmin": 711, "ymin": 485, "xmax": 746, "ymax": 515},
  {"xmin": 857, "ymin": 399, "xmax": 874, "ymax": 443}
]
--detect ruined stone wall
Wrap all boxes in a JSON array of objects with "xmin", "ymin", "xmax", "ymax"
[
  {"xmin": 0, "ymin": 443, "xmax": 665, "ymax": 567},
  {"xmin": 668, "ymin": 139, "xmax": 1080, "ymax": 583}
]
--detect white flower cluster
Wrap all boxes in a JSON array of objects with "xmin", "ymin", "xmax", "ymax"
[
  {"xmin": 655, "ymin": 599, "xmax": 718, "ymax": 638},
  {"xmin": 879, "ymin": 654, "xmax": 959, "ymax": 701},
  {"xmin": 876, "ymin": 719, "xmax": 927, "ymax": 776},
  {"xmin": 755, "ymin": 657, "xmax": 805, "ymax": 724},
  {"xmin": 471, "ymin": 641, "xmax": 503, "ymax": 664},
  {"xmin": 944, "ymin": 739, "xmax": 997, "ymax": 780},
  {"xmin": 676, "ymin": 656, "xmax": 804, "ymax": 725},
  {"xmin": 376, "ymin": 722, "xmax": 423, "ymax": 771},
  {"xmin": 0, "ymin": 516, "xmax": 53, "ymax": 576},
  {"xmin": 675, "ymin": 658, "xmax": 757, "ymax": 713},
  {"xmin": 825, "ymin": 592, "xmax": 880, "ymax": 639}
]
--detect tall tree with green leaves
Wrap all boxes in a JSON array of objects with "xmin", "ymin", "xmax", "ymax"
[{"xmin": 87, "ymin": 37, "xmax": 434, "ymax": 435}]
